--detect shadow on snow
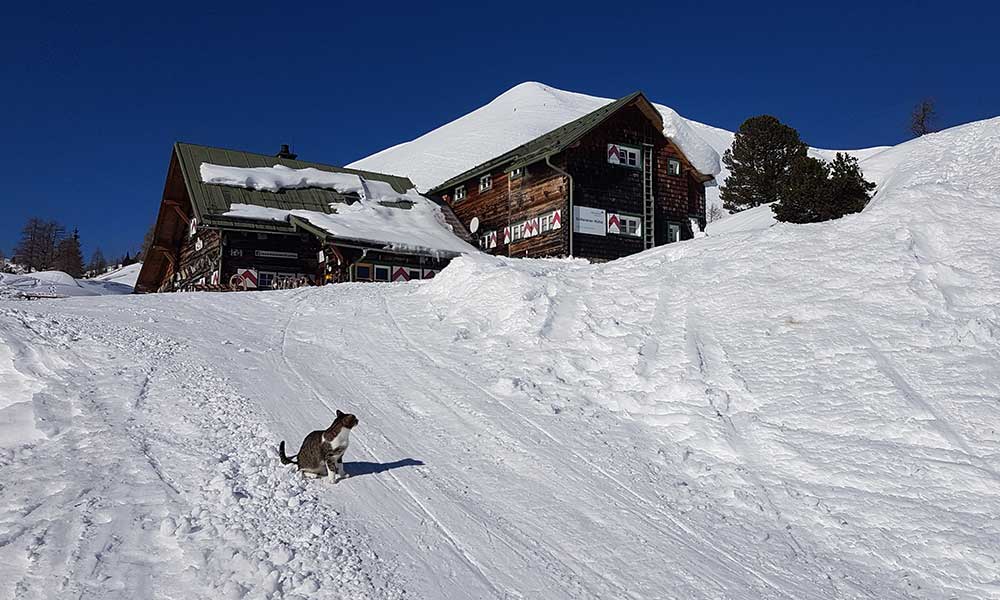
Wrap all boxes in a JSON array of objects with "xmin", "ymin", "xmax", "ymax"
[{"xmin": 345, "ymin": 458, "xmax": 424, "ymax": 477}]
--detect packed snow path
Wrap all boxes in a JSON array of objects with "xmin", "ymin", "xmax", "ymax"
[{"xmin": 2, "ymin": 117, "xmax": 999, "ymax": 599}]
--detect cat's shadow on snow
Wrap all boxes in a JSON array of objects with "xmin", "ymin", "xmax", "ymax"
[{"xmin": 344, "ymin": 458, "xmax": 424, "ymax": 477}]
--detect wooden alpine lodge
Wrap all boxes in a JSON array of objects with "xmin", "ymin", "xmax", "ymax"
[{"xmin": 136, "ymin": 90, "xmax": 714, "ymax": 293}]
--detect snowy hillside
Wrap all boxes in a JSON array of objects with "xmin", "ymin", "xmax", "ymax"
[
  {"xmin": 2, "ymin": 116, "xmax": 999, "ymax": 599},
  {"xmin": 347, "ymin": 82, "xmax": 892, "ymax": 217},
  {"xmin": 0, "ymin": 269, "xmax": 135, "ymax": 299}
]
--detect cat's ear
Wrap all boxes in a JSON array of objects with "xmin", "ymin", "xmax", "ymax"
[{"xmin": 336, "ymin": 409, "xmax": 344, "ymax": 418}]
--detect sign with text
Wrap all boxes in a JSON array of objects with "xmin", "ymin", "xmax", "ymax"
[{"xmin": 573, "ymin": 206, "xmax": 607, "ymax": 236}]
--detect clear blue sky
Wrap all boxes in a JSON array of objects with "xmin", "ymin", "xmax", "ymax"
[{"xmin": 2, "ymin": 0, "xmax": 996, "ymax": 260}]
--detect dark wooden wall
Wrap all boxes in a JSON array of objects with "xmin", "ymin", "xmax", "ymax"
[
  {"xmin": 438, "ymin": 161, "xmax": 570, "ymax": 258},
  {"xmin": 564, "ymin": 104, "xmax": 653, "ymax": 260},
  {"xmin": 220, "ymin": 231, "xmax": 321, "ymax": 288}
]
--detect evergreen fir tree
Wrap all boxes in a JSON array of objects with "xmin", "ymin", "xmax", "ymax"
[
  {"xmin": 826, "ymin": 153, "xmax": 877, "ymax": 219},
  {"xmin": 720, "ymin": 115, "xmax": 808, "ymax": 212},
  {"xmin": 773, "ymin": 154, "xmax": 876, "ymax": 224},
  {"xmin": 773, "ymin": 157, "xmax": 831, "ymax": 223},
  {"xmin": 53, "ymin": 229, "xmax": 85, "ymax": 278}
]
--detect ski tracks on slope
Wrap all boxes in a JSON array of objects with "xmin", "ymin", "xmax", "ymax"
[
  {"xmin": 0, "ymin": 306, "xmax": 404, "ymax": 600},
  {"xmin": 377, "ymin": 290, "xmax": 804, "ymax": 599}
]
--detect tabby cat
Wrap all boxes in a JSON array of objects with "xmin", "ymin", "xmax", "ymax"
[{"xmin": 279, "ymin": 410, "xmax": 359, "ymax": 481}]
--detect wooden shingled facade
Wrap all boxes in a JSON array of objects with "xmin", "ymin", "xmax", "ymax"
[{"xmin": 427, "ymin": 92, "xmax": 713, "ymax": 261}]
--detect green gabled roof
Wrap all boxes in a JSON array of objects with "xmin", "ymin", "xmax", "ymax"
[
  {"xmin": 173, "ymin": 142, "xmax": 416, "ymax": 223},
  {"xmin": 428, "ymin": 91, "xmax": 661, "ymax": 194}
]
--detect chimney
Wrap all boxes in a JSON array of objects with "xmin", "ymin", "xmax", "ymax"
[{"xmin": 276, "ymin": 144, "xmax": 298, "ymax": 160}]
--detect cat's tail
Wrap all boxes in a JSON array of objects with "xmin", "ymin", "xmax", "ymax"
[{"xmin": 278, "ymin": 441, "xmax": 298, "ymax": 465}]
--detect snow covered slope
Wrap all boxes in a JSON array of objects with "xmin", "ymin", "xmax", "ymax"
[
  {"xmin": 2, "ymin": 116, "xmax": 999, "ymax": 599},
  {"xmin": 0, "ymin": 269, "xmax": 135, "ymax": 299}
]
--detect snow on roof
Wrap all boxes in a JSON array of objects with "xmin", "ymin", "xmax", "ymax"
[
  {"xmin": 222, "ymin": 200, "xmax": 475, "ymax": 257},
  {"xmin": 200, "ymin": 163, "xmax": 368, "ymax": 195},
  {"xmin": 206, "ymin": 162, "xmax": 476, "ymax": 256},
  {"xmin": 289, "ymin": 195, "xmax": 476, "ymax": 256}
]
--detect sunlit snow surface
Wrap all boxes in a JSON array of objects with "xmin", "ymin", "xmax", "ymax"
[{"xmin": 1, "ymin": 118, "xmax": 999, "ymax": 599}]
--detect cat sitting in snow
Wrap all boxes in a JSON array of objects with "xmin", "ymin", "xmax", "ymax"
[{"xmin": 279, "ymin": 410, "xmax": 359, "ymax": 482}]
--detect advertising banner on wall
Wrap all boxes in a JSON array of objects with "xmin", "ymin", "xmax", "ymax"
[{"xmin": 573, "ymin": 206, "xmax": 607, "ymax": 236}]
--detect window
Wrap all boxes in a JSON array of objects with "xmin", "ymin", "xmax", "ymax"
[
  {"xmin": 454, "ymin": 185, "xmax": 466, "ymax": 201},
  {"xmin": 667, "ymin": 223, "xmax": 682, "ymax": 243},
  {"xmin": 620, "ymin": 215, "xmax": 642, "ymax": 237},
  {"xmin": 623, "ymin": 148, "xmax": 638, "ymax": 167},
  {"xmin": 539, "ymin": 213, "xmax": 554, "ymax": 233},
  {"xmin": 355, "ymin": 264, "xmax": 372, "ymax": 281},
  {"xmin": 608, "ymin": 144, "xmax": 640, "ymax": 168},
  {"xmin": 667, "ymin": 158, "xmax": 682, "ymax": 176},
  {"xmin": 511, "ymin": 221, "xmax": 525, "ymax": 242},
  {"xmin": 510, "ymin": 167, "xmax": 524, "ymax": 179},
  {"xmin": 374, "ymin": 265, "xmax": 390, "ymax": 282},
  {"xmin": 407, "ymin": 268, "xmax": 422, "ymax": 280},
  {"xmin": 479, "ymin": 175, "xmax": 492, "ymax": 192},
  {"xmin": 258, "ymin": 271, "xmax": 275, "ymax": 289}
]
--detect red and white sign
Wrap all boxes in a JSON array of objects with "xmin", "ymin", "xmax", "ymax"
[
  {"xmin": 502, "ymin": 226, "xmax": 511, "ymax": 245},
  {"xmin": 607, "ymin": 213, "xmax": 622, "ymax": 234},
  {"xmin": 237, "ymin": 268, "xmax": 258, "ymax": 289},
  {"xmin": 210, "ymin": 270, "xmax": 220, "ymax": 286},
  {"xmin": 524, "ymin": 217, "xmax": 539, "ymax": 238},
  {"xmin": 552, "ymin": 209, "xmax": 562, "ymax": 229},
  {"xmin": 422, "ymin": 268, "xmax": 439, "ymax": 279},
  {"xmin": 391, "ymin": 267, "xmax": 410, "ymax": 282}
]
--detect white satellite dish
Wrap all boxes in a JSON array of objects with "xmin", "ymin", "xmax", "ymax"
[{"xmin": 469, "ymin": 217, "xmax": 480, "ymax": 233}]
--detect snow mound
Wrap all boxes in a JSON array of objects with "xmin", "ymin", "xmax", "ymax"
[
  {"xmin": 706, "ymin": 203, "xmax": 777, "ymax": 236},
  {"xmin": 94, "ymin": 263, "xmax": 143, "ymax": 288},
  {"xmin": 0, "ymin": 270, "xmax": 135, "ymax": 299}
]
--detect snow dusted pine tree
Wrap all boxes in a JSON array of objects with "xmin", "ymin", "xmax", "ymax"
[{"xmin": 720, "ymin": 116, "xmax": 808, "ymax": 213}]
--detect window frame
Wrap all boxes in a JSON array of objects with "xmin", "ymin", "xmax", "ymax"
[
  {"xmin": 667, "ymin": 158, "xmax": 682, "ymax": 177},
  {"xmin": 479, "ymin": 175, "xmax": 492, "ymax": 192},
  {"xmin": 354, "ymin": 263, "xmax": 373, "ymax": 281},
  {"xmin": 620, "ymin": 215, "xmax": 642, "ymax": 237},
  {"xmin": 454, "ymin": 185, "xmax": 467, "ymax": 202},
  {"xmin": 510, "ymin": 166, "xmax": 524, "ymax": 179}
]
